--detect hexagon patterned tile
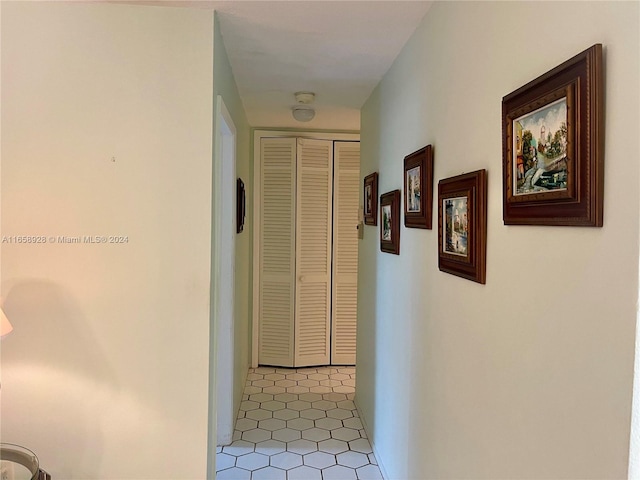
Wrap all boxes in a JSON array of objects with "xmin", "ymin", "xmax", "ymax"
[{"xmin": 216, "ymin": 366, "xmax": 383, "ymax": 479}]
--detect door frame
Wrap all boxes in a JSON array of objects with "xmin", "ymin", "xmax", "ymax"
[
  {"xmin": 251, "ymin": 130, "xmax": 359, "ymax": 368},
  {"xmin": 214, "ymin": 96, "xmax": 237, "ymax": 445}
]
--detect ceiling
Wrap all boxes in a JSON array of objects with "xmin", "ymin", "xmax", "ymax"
[{"xmin": 126, "ymin": 1, "xmax": 433, "ymax": 130}]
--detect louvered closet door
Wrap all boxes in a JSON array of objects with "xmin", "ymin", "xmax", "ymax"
[
  {"xmin": 331, "ymin": 142, "xmax": 360, "ymax": 365},
  {"xmin": 294, "ymin": 138, "xmax": 333, "ymax": 367},
  {"xmin": 259, "ymin": 137, "xmax": 296, "ymax": 367}
]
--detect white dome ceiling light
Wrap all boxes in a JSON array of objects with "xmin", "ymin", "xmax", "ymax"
[
  {"xmin": 292, "ymin": 106, "xmax": 315, "ymax": 122},
  {"xmin": 292, "ymin": 91, "xmax": 316, "ymax": 122}
]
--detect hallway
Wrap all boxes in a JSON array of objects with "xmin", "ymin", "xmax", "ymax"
[{"xmin": 216, "ymin": 367, "xmax": 383, "ymax": 479}]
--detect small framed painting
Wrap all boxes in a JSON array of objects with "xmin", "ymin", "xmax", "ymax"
[
  {"xmin": 438, "ymin": 170, "xmax": 487, "ymax": 284},
  {"xmin": 502, "ymin": 44, "xmax": 604, "ymax": 226},
  {"xmin": 363, "ymin": 172, "xmax": 378, "ymax": 226},
  {"xmin": 404, "ymin": 145, "xmax": 434, "ymax": 229},
  {"xmin": 380, "ymin": 190, "xmax": 400, "ymax": 255},
  {"xmin": 237, "ymin": 177, "xmax": 246, "ymax": 234}
]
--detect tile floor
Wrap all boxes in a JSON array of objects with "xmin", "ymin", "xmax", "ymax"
[{"xmin": 216, "ymin": 366, "xmax": 383, "ymax": 479}]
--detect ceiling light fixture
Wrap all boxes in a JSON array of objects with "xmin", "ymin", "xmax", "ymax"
[
  {"xmin": 292, "ymin": 91, "xmax": 316, "ymax": 122},
  {"xmin": 292, "ymin": 106, "xmax": 315, "ymax": 122},
  {"xmin": 294, "ymin": 92, "xmax": 315, "ymax": 104}
]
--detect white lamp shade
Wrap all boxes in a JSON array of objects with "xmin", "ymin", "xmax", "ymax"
[
  {"xmin": 292, "ymin": 106, "xmax": 315, "ymax": 122},
  {"xmin": 1, "ymin": 307, "xmax": 13, "ymax": 337}
]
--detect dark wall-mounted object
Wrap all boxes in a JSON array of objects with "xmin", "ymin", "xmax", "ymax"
[
  {"xmin": 438, "ymin": 169, "xmax": 487, "ymax": 284},
  {"xmin": 502, "ymin": 44, "xmax": 604, "ymax": 226},
  {"xmin": 237, "ymin": 177, "xmax": 246, "ymax": 234},
  {"xmin": 404, "ymin": 145, "xmax": 434, "ymax": 229},
  {"xmin": 380, "ymin": 189, "xmax": 401, "ymax": 255},
  {"xmin": 363, "ymin": 172, "xmax": 378, "ymax": 226}
]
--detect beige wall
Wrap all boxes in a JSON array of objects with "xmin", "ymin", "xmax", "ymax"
[
  {"xmin": 1, "ymin": 3, "xmax": 214, "ymax": 478},
  {"xmin": 357, "ymin": 1, "xmax": 639, "ymax": 478}
]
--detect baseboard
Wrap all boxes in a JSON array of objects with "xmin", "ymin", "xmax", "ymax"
[{"xmin": 354, "ymin": 395, "xmax": 390, "ymax": 480}]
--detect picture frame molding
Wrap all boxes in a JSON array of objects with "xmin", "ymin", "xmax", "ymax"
[
  {"xmin": 380, "ymin": 189, "xmax": 400, "ymax": 255},
  {"xmin": 502, "ymin": 43, "xmax": 604, "ymax": 226},
  {"xmin": 404, "ymin": 145, "xmax": 434, "ymax": 229},
  {"xmin": 363, "ymin": 172, "xmax": 379, "ymax": 226},
  {"xmin": 438, "ymin": 169, "xmax": 487, "ymax": 284}
]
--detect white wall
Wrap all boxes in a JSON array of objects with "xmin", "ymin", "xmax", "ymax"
[
  {"xmin": 209, "ymin": 12, "xmax": 252, "ymax": 455},
  {"xmin": 213, "ymin": 10, "xmax": 252, "ymax": 423},
  {"xmin": 357, "ymin": 1, "xmax": 639, "ymax": 478},
  {"xmin": 1, "ymin": 3, "xmax": 214, "ymax": 478}
]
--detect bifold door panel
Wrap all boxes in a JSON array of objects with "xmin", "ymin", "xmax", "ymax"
[
  {"xmin": 294, "ymin": 139, "xmax": 333, "ymax": 367},
  {"xmin": 331, "ymin": 142, "xmax": 360, "ymax": 365},
  {"xmin": 259, "ymin": 138, "xmax": 296, "ymax": 366}
]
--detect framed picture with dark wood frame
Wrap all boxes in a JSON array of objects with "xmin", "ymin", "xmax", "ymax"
[
  {"xmin": 236, "ymin": 177, "xmax": 246, "ymax": 234},
  {"xmin": 363, "ymin": 172, "xmax": 378, "ymax": 225},
  {"xmin": 502, "ymin": 43, "xmax": 604, "ymax": 226},
  {"xmin": 438, "ymin": 170, "xmax": 487, "ymax": 284},
  {"xmin": 380, "ymin": 190, "xmax": 400, "ymax": 255},
  {"xmin": 404, "ymin": 145, "xmax": 434, "ymax": 229}
]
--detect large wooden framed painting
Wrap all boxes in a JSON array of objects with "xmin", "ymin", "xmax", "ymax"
[
  {"xmin": 438, "ymin": 170, "xmax": 487, "ymax": 284},
  {"xmin": 502, "ymin": 44, "xmax": 604, "ymax": 226},
  {"xmin": 380, "ymin": 190, "xmax": 400, "ymax": 255},
  {"xmin": 404, "ymin": 145, "xmax": 434, "ymax": 229},
  {"xmin": 363, "ymin": 172, "xmax": 378, "ymax": 226}
]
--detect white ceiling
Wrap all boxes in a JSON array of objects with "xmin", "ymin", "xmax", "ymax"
[{"xmin": 125, "ymin": 1, "xmax": 433, "ymax": 130}]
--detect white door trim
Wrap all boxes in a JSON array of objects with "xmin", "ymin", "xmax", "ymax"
[
  {"xmin": 215, "ymin": 96, "xmax": 236, "ymax": 445},
  {"xmin": 251, "ymin": 130, "xmax": 359, "ymax": 368}
]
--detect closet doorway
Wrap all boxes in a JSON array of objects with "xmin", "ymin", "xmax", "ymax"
[{"xmin": 252, "ymin": 131, "xmax": 360, "ymax": 368}]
